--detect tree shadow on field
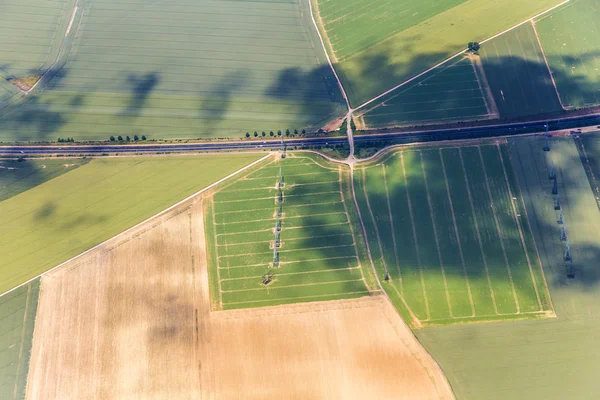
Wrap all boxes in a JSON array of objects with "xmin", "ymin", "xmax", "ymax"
[
  {"xmin": 265, "ymin": 64, "xmax": 347, "ymax": 131},
  {"xmin": 198, "ymin": 70, "xmax": 250, "ymax": 133},
  {"xmin": 120, "ymin": 72, "xmax": 161, "ymax": 118}
]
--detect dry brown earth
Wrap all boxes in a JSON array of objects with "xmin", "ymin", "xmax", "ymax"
[{"xmin": 26, "ymin": 195, "xmax": 454, "ymax": 400}]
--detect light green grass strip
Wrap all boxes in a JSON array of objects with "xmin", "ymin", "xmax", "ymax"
[{"xmin": 0, "ymin": 154, "xmax": 262, "ymax": 295}]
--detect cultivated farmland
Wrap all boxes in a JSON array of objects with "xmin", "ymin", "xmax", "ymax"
[
  {"xmin": 0, "ymin": 153, "xmax": 262, "ymax": 295},
  {"xmin": 417, "ymin": 135, "xmax": 600, "ymax": 400},
  {"xmin": 313, "ymin": 0, "xmax": 564, "ymax": 106},
  {"xmin": 535, "ymin": 0, "xmax": 600, "ymax": 108},
  {"xmin": 0, "ymin": 280, "xmax": 39, "ymax": 400},
  {"xmin": 0, "ymin": 0, "xmax": 74, "ymax": 79},
  {"xmin": 206, "ymin": 153, "xmax": 377, "ymax": 310},
  {"xmin": 479, "ymin": 23, "xmax": 564, "ymax": 118},
  {"xmin": 0, "ymin": 158, "xmax": 87, "ymax": 202},
  {"xmin": 356, "ymin": 56, "xmax": 494, "ymax": 129},
  {"xmin": 0, "ymin": 0, "xmax": 345, "ymax": 142},
  {"xmin": 354, "ymin": 143, "xmax": 553, "ymax": 327},
  {"xmin": 576, "ymin": 131, "xmax": 600, "ymax": 207},
  {"xmin": 27, "ymin": 193, "xmax": 454, "ymax": 400}
]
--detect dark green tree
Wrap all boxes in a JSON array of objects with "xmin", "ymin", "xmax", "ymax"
[
  {"xmin": 468, "ymin": 42, "xmax": 481, "ymax": 52},
  {"xmin": 126, "ymin": 136, "xmax": 131, "ymax": 142},
  {"xmin": 110, "ymin": 136, "xmax": 115, "ymax": 142},
  {"xmin": 270, "ymin": 131, "xmax": 274, "ymax": 137},
  {"xmin": 245, "ymin": 132, "xmax": 250, "ymax": 138},
  {"xmin": 141, "ymin": 135, "xmax": 147, "ymax": 140},
  {"xmin": 118, "ymin": 135, "xmax": 123, "ymax": 141},
  {"xmin": 134, "ymin": 135, "xmax": 139, "ymax": 141},
  {"xmin": 254, "ymin": 131, "xmax": 258, "ymax": 137},
  {"xmin": 285, "ymin": 129, "xmax": 290, "ymax": 136},
  {"xmin": 294, "ymin": 129, "xmax": 298, "ymax": 135},
  {"xmin": 262, "ymin": 131, "xmax": 266, "ymax": 137}
]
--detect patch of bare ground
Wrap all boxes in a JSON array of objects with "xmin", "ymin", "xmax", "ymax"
[
  {"xmin": 8, "ymin": 76, "xmax": 40, "ymax": 92},
  {"xmin": 26, "ymin": 196, "xmax": 454, "ymax": 400}
]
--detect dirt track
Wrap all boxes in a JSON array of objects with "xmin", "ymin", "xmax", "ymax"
[{"xmin": 26, "ymin": 196, "xmax": 454, "ymax": 400}]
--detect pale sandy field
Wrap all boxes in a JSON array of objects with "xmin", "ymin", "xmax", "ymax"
[{"xmin": 26, "ymin": 196, "xmax": 454, "ymax": 400}]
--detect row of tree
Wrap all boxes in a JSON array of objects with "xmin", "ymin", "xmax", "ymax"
[
  {"xmin": 245, "ymin": 129, "xmax": 306, "ymax": 138},
  {"xmin": 57, "ymin": 137, "xmax": 75, "ymax": 143},
  {"xmin": 109, "ymin": 135, "xmax": 146, "ymax": 142}
]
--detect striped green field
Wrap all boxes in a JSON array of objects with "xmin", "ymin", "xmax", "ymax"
[
  {"xmin": 0, "ymin": 279, "xmax": 39, "ymax": 400},
  {"xmin": 0, "ymin": 0, "xmax": 345, "ymax": 142},
  {"xmin": 480, "ymin": 22, "xmax": 563, "ymax": 118},
  {"xmin": 357, "ymin": 57, "xmax": 492, "ymax": 129},
  {"xmin": 417, "ymin": 136, "xmax": 600, "ymax": 400},
  {"xmin": 313, "ymin": 0, "xmax": 564, "ymax": 107},
  {"xmin": 205, "ymin": 153, "xmax": 378, "ymax": 310},
  {"xmin": 354, "ymin": 143, "xmax": 553, "ymax": 327},
  {"xmin": 535, "ymin": 0, "xmax": 600, "ymax": 108},
  {"xmin": 576, "ymin": 131, "xmax": 600, "ymax": 209},
  {"xmin": 0, "ymin": 153, "xmax": 261, "ymax": 295}
]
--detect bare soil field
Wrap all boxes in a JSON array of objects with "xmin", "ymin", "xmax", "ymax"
[{"xmin": 26, "ymin": 196, "xmax": 453, "ymax": 400}]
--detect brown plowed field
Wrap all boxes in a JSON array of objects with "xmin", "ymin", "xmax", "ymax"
[{"xmin": 26, "ymin": 196, "xmax": 454, "ymax": 400}]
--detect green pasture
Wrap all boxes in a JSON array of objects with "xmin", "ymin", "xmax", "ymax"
[
  {"xmin": 0, "ymin": 279, "xmax": 39, "ymax": 400},
  {"xmin": 319, "ymin": 0, "xmax": 563, "ymax": 107},
  {"xmin": 536, "ymin": 0, "xmax": 600, "ymax": 108},
  {"xmin": 0, "ymin": 153, "xmax": 261, "ymax": 295},
  {"xmin": 480, "ymin": 23, "xmax": 563, "ymax": 118},
  {"xmin": 0, "ymin": 0, "xmax": 74, "ymax": 79},
  {"xmin": 205, "ymin": 153, "xmax": 377, "ymax": 310},
  {"xmin": 0, "ymin": 0, "xmax": 345, "ymax": 142},
  {"xmin": 0, "ymin": 158, "xmax": 88, "ymax": 202},
  {"xmin": 576, "ymin": 131, "xmax": 600, "ymax": 209},
  {"xmin": 354, "ymin": 143, "xmax": 552, "ymax": 327},
  {"xmin": 358, "ymin": 57, "xmax": 491, "ymax": 129},
  {"xmin": 418, "ymin": 136, "xmax": 600, "ymax": 399}
]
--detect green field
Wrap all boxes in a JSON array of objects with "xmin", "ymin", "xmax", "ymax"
[
  {"xmin": 480, "ymin": 23, "xmax": 563, "ymax": 118},
  {"xmin": 536, "ymin": 0, "xmax": 600, "ymax": 108},
  {"xmin": 0, "ymin": 0, "xmax": 74, "ymax": 79},
  {"xmin": 0, "ymin": 153, "xmax": 261, "ymax": 295},
  {"xmin": 0, "ymin": 158, "xmax": 88, "ymax": 202},
  {"xmin": 354, "ymin": 143, "xmax": 553, "ymax": 327},
  {"xmin": 0, "ymin": 0, "xmax": 345, "ymax": 142},
  {"xmin": 417, "ymin": 136, "xmax": 600, "ymax": 399},
  {"xmin": 577, "ymin": 131, "xmax": 600, "ymax": 209},
  {"xmin": 357, "ymin": 57, "xmax": 492, "ymax": 129},
  {"xmin": 313, "ymin": 0, "xmax": 563, "ymax": 106},
  {"xmin": 0, "ymin": 279, "xmax": 39, "ymax": 400},
  {"xmin": 205, "ymin": 153, "xmax": 378, "ymax": 310}
]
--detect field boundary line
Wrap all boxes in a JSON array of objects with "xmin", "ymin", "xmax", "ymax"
[
  {"xmin": 530, "ymin": 20, "xmax": 567, "ymax": 110},
  {"xmin": 352, "ymin": 0, "xmax": 572, "ymax": 113},
  {"xmin": 215, "ymin": 200, "xmax": 342, "ymax": 215},
  {"xmin": 360, "ymin": 168, "xmax": 391, "ymax": 282},
  {"xmin": 211, "ymin": 196, "xmax": 225, "ymax": 307},
  {"xmin": 306, "ymin": 0, "xmax": 351, "ymax": 111},
  {"xmin": 508, "ymin": 144, "xmax": 556, "ymax": 312},
  {"xmin": 439, "ymin": 149, "xmax": 476, "ymax": 317},
  {"xmin": 220, "ymin": 266, "xmax": 361, "ymax": 282},
  {"xmin": 497, "ymin": 143, "xmax": 543, "ymax": 311},
  {"xmin": 477, "ymin": 146, "xmax": 521, "ymax": 314},
  {"xmin": 221, "ymin": 278, "xmax": 364, "ymax": 293},
  {"xmin": 218, "ymin": 233, "xmax": 351, "ymax": 247},
  {"xmin": 12, "ymin": 283, "xmax": 31, "ymax": 399},
  {"xmin": 469, "ymin": 54, "xmax": 500, "ymax": 119},
  {"xmin": 382, "ymin": 165, "xmax": 403, "ymax": 289},
  {"xmin": 400, "ymin": 153, "xmax": 431, "ymax": 321},
  {"xmin": 458, "ymin": 148, "xmax": 500, "ymax": 315},
  {"xmin": 220, "ymin": 255, "xmax": 357, "ymax": 270},
  {"xmin": 217, "ymin": 243, "xmax": 354, "ymax": 259},
  {"xmin": 221, "ymin": 290, "xmax": 371, "ymax": 306},
  {"xmin": 0, "ymin": 154, "xmax": 273, "ymax": 299},
  {"xmin": 419, "ymin": 151, "xmax": 454, "ymax": 317},
  {"xmin": 338, "ymin": 167, "xmax": 368, "ymax": 286},
  {"xmin": 24, "ymin": 0, "xmax": 82, "ymax": 95}
]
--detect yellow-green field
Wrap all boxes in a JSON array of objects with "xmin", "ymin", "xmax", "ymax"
[{"xmin": 0, "ymin": 153, "xmax": 261, "ymax": 294}]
